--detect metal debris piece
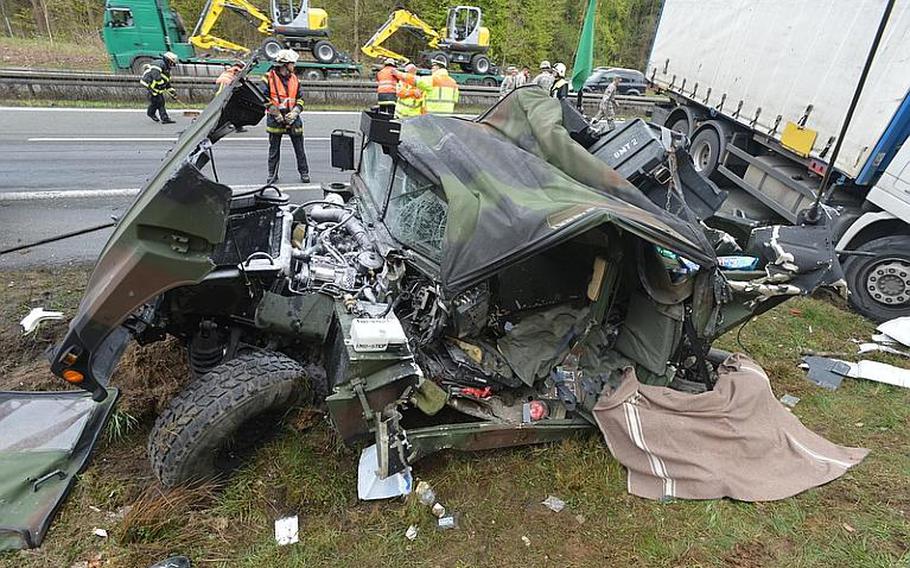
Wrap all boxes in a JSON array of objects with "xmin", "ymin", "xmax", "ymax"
[
  {"xmin": 846, "ymin": 360, "xmax": 910, "ymax": 389},
  {"xmin": 405, "ymin": 524, "xmax": 418, "ymax": 540},
  {"xmin": 541, "ymin": 495, "xmax": 566, "ymax": 513},
  {"xmin": 274, "ymin": 515, "xmax": 299, "ymax": 545},
  {"xmin": 858, "ymin": 342, "xmax": 910, "ymax": 358},
  {"xmin": 20, "ymin": 307, "xmax": 64, "ymax": 334},
  {"xmin": 437, "ymin": 514, "xmax": 459, "ymax": 531},
  {"xmin": 877, "ymin": 317, "xmax": 910, "ymax": 348},
  {"xmin": 357, "ymin": 444, "xmax": 412, "ymax": 500},
  {"xmin": 779, "ymin": 394, "xmax": 800, "ymax": 408},
  {"xmin": 431, "ymin": 503, "xmax": 446, "ymax": 518},
  {"xmin": 800, "ymin": 356, "xmax": 851, "ymax": 390}
]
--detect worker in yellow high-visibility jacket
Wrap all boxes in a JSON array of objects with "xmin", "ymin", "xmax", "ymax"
[
  {"xmin": 394, "ymin": 63, "xmax": 426, "ymax": 119},
  {"xmin": 423, "ymin": 56, "xmax": 459, "ymax": 115}
]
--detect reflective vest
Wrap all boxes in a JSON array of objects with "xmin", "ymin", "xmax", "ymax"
[
  {"xmin": 377, "ymin": 66, "xmax": 397, "ymax": 96},
  {"xmin": 550, "ymin": 78, "xmax": 568, "ymax": 99},
  {"xmin": 395, "ymin": 74, "xmax": 425, "ymax": 118},
  {"xmin": 139, "ymin": 62, "xmax": 171, "ymax": 95},
  {"xmin": 425, "ymin": 70, "xmax": 459, "ymax": 115},
  {"xmin": 267, "ymin": 69, "xmax": 299, "ymax": 111}
]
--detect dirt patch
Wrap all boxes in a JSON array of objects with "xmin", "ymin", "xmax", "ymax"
[
  {"xmin": 722, "ymin": 540, "xmax": 772, "ymax": 567},
  {"xmin": 0, "ymin": 37, "xmax": 109, "ymax": 70},
  {"xmin": 113, "ymin": 339, "xmax": 191, "ymax": 419}
]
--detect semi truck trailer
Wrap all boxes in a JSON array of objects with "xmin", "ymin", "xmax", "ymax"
[{"xmin": 648, "ymin": 0, "xmax": 910, "ymax": 321}]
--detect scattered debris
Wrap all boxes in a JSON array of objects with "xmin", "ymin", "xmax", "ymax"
[
  {"xmin": 405, "ymin": 525, "xmax": 419, "ymax": 541},
  {"xmin": 521, "ymin": 535, "xmax": 531, "ymax": 547},
  {"xmin": 842, "ymin": 522, "xmax": 856, "ymax": 533},
  {"xmin": 779, "ymin": 394, "xmax": 800, "ymax": 408},
  {"xmin": 19, "ymin": 307, "xmax": 64, "ymax": 333},
  {"xmin": 437, "ymin": 514, "xmax": 459, "ymax": 531},
  {"xmin": 357, "ymin": 445, "xmax": 413, "ymax": 500},
  {"xmin": 541, "ymin": 495, "xmax": 566, "ymax": 513},
  {"xmin": 857, "ymin": 342, "xmax": 910, "ymax": 358},
  {"xmin": 846, "ymin": 360, "xmax": 910, "ymax": 389},
  {"xmin": 415, "ymin": 480, "xmax": 437, "ymax": 506},
  {"xmin": 92, "ymin": 528, "xmax": 108, "ymax": 538},
  {"xmin": 801, "ymin": 356, "xmax": 851, "ymax": 390},
  {"xmin": 871, "ymin": 333, "xmax": 900, "ymax": 346},
  {"xmin": 274, "ymin": 515, "xmax": 299, "ymax": 546},
  {"xmin": 88, "ymin": 505, "xmax": 102, "ymax": 513},
  {"xmin": 877, "ymin": 316, "xmax": 910, "ymax": 348},
  {"xmin": 575, "ymin": 514, "xmax": 586, "ymax": 525},
  {"xmin": 431, "ymin": 503, "xmax": 446, "ymax": 518},
  {"xmin": 148, "ymin": 556, "xmax": 191, "ymax": 568}
]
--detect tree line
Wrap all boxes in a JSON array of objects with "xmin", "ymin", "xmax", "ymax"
[{"xmin": 0, "ymin": 0, "xmax": 662, "ymax": 71}]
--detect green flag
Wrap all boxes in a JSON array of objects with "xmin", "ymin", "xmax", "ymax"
[{"xmin": 571, "ymin": 0, "xmax": 598, "ymax": 92}]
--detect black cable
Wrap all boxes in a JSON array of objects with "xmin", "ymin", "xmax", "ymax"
[
  {"xmin": 0, "ymin": 222, "xmax": 116, "ymax": 256},
  {"xmin": 735, "ymin": 317, "xmax": 753, "ymax": 355}
]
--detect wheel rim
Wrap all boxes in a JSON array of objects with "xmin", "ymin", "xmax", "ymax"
[
  {"xmin": 316, "ymin": 44, "xmax": 333, "ymax": 60},
  {"xmin": 265, "ymin": 42, "xmax": 282, "ymax": 59},
  {"xmin": 693, "ymin": 141, "xmax": 712, "ymax": 172},
  {"xmin": 865, "ymin": 258, "xmax": 910, "ymax": 306},
  {"xmin": 475, "ymin": 59, "xmax": 488, "ymax": 74},
  {"xmin": 306, "ymin": 70, "xmax": 321, "ymax": 80}
]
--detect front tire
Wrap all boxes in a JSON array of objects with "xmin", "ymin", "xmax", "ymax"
[
  {"xmin": 843, "ymin": 235, "xmax": 910, "ymax": 322},
  {"xmin": 148, "ymin": 350, "xmax": 312, "ymax": 487}
]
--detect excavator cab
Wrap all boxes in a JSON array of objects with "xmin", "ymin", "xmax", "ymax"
[
  {"xmin": 444, "ymin": 6, "xmax": 485, "ymax": 48},
  {"xmin": 269, "ymin": 0, "xmax": 327, "ymax": 33}
]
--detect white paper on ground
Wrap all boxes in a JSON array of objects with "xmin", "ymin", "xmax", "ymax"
[
  {"xmin": 876, "ymin": 317, "xmax": 910, "ymax": 348},
  {"xmin": 357, "ymin": 444, "xmax": 413, "ymax": 500},
  {"xmin": 274, "ymin": 515, "xmax": 299, "ymax": 545},
  {"xmin": 847, "ymin": 360, "xmax": 910, "ymax": 389},
  {"xmin": 857, "ymin": 343, "xmax": 910, "ymax": 358}
]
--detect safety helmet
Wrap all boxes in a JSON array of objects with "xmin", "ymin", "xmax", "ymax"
[
  {"xmin": 162, "ymin": 51, "xmax": 179, "ymax": 65},
  {"xmin": 539, "ymin": 60, "xmax": 551, "ymax": 70},
  {"xmin": 430, "ymin": 56, "xmax": 447, "ymax": 68},
  {"xmin": 554, "ymin": 62, "xmax": 566, "ymax": 76},
  {"xmin": 404, "ymin": 63, "xmax": 418, "ymax": 73},
  {"xmin": 274, "ymin": 49, "xmax": 299, "ymax": 64},
  {"xmin": 506, "ymin": 66, "xmax": 517, "ymax": 74},
  {"xmin": 383, "ymin": 57, "xmax": 396, "ymax": 66}
]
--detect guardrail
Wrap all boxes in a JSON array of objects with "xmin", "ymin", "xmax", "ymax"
[{"xmin": 0, "ymin": 67, "xmax": 666, "ymax": 113}]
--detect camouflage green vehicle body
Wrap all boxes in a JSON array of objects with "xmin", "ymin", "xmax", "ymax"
[{"xmin": 50, "ymin": 64, "xmax": 845, "ymax": 486}]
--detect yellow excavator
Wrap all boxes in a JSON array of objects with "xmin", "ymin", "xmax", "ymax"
[
  {"xmin": 362, "ymin": 6, "xmax": 492, "ymax": 74},
  {"xmin": 190, "ymin": 0, "xmax": 339, "ymax": 63}
]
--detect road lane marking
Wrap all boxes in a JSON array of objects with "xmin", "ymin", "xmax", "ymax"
[
  {"xmin": 0, "ymin": 183, "xmax": 324, "ymax": 202},
  {"xmin": 27, "ymin": 137, "xmax": 331, "ymax": 142},
  {"xmin": 0, "ymin": 107, "xmax": 360, "ymax": 115}
]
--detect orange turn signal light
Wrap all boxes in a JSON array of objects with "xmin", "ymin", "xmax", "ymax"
[{"xmin": 62, "ymin": 370, "xmax": 85, "ymax": 384}]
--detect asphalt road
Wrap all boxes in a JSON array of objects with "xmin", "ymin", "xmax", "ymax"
[{"xmin": 0, "ymin": 106, "xmax": 361, "ymax": 268}]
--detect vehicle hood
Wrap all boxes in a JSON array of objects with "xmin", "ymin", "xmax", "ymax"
[
  {"xmin": 397, "ymin": 87, "xmax": 716, "ymax": 294},
  {"xmin": 50, "ymin": 66, "xmax": 267, "ymax": 400}
]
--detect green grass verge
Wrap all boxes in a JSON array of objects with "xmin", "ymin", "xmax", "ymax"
[{"xmin": 0, "ymin": 268, "xmax": 907, "ymax": 567}]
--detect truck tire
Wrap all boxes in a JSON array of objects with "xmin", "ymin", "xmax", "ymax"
[
  {"xmin": 482, "ymin": 77, "xmax": 498, "ymax": 87},
  {"xmin": 148, "ymin": 350, "xmax": 313, "ymax": 487},
  {"xmin": 470, "ymin": 54, "xmax": 491, "ymax": 75},
  {"xmin": 690, "ymin": 126, "xmax": 722, "ymax": 178},
  {"xmin": 843, "ymin": 235, "xmax": 910, "ymax": 322},
  {"xmin": 669, "ymin": 117, "xmax": 689, "ymax": 136},
  {"xmin": 131, "ymin": 57, "xmax": 153, "ymax": 74},
  {"xmin": 312, "ymin": 40, "xmax": 336, "ymax": 64}
]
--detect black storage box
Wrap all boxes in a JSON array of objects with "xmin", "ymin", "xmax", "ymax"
[
  {"xmin": 589, "ymin": 118, "xmax": 670, "ymax": 181},
  {"xmin": 360, "ymin": 110, "xmax": 402, "ymax": 147},
  {"xmin": 331, "ymin": 129, "xmax": 356, "ymax": 170}
]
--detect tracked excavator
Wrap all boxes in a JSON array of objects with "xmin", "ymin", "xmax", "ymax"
[{"xmin": 362, "ymin": 6, "xmax": 492, "ymax": 74}]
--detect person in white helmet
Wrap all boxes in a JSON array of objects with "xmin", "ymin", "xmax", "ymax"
[
  {"xmin": 376, "ymin": 57, "xmax": 399, "ymax": 115},
  {"xmin": 139, "ymin": 51, "xmax": 179, "ymax": 123},
  {"xmin": 550, "ymin": 62, "xmax": 569, "ymax": 100},
  {"xmin": 261, "ymin": 49, "xmax": 309, "ymax": 184},
  {"xmin": 532, "ymin": 60, "xmax": 555, "ymax": 93}
]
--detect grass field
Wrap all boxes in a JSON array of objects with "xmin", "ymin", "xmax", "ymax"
[
  {"xmin": 0, "ymin": 266, "xmax": 908, "ymax": 567},
  {"xmin": 0, "ymin": 37, "xmax": 109, "ymax": 70}
]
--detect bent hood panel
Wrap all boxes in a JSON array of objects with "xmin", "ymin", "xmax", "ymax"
[{"xmin": 50, "ymin": 73, "xmax": 266, "ymax": 396}]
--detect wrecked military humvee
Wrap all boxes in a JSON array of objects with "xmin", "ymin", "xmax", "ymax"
[{"xmin": 50, "ymin": 63, "xmax": 846, "ymax": 487}]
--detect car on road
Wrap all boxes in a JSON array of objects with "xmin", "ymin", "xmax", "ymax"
[
  {"xmin": 49, "ymin": 59, "xmax": 846, "ymax": 488},
  {"xmin": 582, "ymin": 67, "xmax": 648, "ymax": 95}
]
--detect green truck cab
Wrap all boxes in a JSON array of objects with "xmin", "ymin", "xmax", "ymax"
[{"xmin": 102, "ymin": 0, "xmax": 194, "ymax": 73}]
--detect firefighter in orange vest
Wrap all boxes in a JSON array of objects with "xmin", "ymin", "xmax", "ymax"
[
  {"xmin": 395, "ymin": 63, "xmax": 426, "ymax": 118},
  {"xmin": 261, "ymin": 49, "xmax": 309, "ymax": 184},
  {"xmin": 376, "ymin": 57, "xmax": 398, "ymax": 115}
]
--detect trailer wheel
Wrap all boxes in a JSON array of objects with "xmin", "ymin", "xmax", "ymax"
[
  {"xmin": 690, "ymin": 126, "xmax": 722, "ymax": 177},
  {"xmin": 312, "ymin": 40, "xmax": 337, "ymax": 64},
  {"xmin": 669, "ymin": 117, "xmax": 689, "ymax": 136},
  {"xmin": 303, "ymin": 68, "xmax": 324, "ymax": 81},
  {"xmin": 148, "ymin": 350, "xmax": 315, "ymax": 487},
  {"xmin": 482, "ymin": 77, "xmax": 498, "ymax": 87},
  {"xmin": 843, "ymin": 235, "xmax": 910, "ymax": 322}
]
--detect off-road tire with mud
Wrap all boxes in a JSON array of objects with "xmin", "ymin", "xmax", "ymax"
[{"xmin": 148, "ymin": 350, "xmax": 312, "ymax": 487}]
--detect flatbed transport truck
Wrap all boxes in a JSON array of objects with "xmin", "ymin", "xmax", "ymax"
[{"xmin": 648, "ymin": 0, "xmax": 910, "ymax": 321}]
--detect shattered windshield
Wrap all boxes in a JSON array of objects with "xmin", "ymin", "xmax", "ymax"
[
  {"xmin": 386, "ymin": 164, "xmax": 448, "ymax": 262},
  {"xmin": 361, "ymin": 142, "xmax": 394, "ymax": 209}
]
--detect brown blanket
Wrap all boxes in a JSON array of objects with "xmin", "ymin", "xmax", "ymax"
[{"xmin": 592, "ymin": 354, "xmax": 868, "ymax": 501}]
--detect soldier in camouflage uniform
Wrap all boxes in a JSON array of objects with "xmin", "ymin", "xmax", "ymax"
[{"xmin": 594, "ymin": 76, "xmax": 621, "ymax": 129}]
